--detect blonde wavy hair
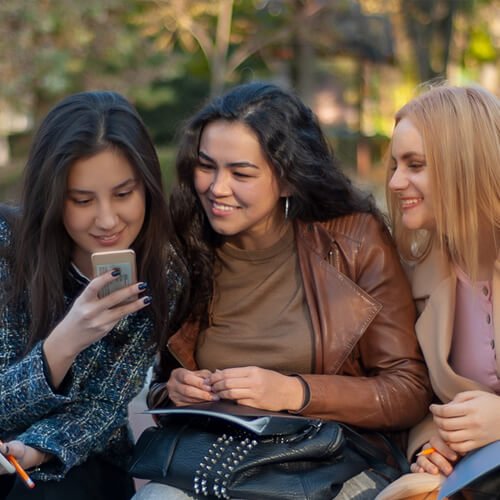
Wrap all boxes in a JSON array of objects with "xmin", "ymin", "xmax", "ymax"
[{"xmin": 386, "ymin": 84, "xmax": 500, "ymax": 279}]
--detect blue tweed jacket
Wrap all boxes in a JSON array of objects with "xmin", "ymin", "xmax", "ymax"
[{"xmin": 0, "ymin": 216, "xmax": 178, "ymax": 480}]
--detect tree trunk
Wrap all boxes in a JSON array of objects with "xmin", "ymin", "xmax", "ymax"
[
  {"xmin": 210, "ymin": 0, "xmax": 234, "ymax": 97},
  {"xmin": 290, "ymin": 0, "xmax": 316, "ymax": 105}
]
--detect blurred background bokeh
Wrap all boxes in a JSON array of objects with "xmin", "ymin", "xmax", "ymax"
[{"xmin": 0, "ymin": 0, "xmax": 498, "ymax": 207}]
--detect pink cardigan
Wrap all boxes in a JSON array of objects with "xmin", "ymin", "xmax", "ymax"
[{"xmin": 406, "ymin": 245, "xmax": 500, "ymax": 458}]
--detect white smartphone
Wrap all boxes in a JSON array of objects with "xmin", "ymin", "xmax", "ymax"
[
  {"xmin": 91, "ymin": 249, "xmax": 137, "ymax": 301},
  {"xmin": 0, "ymin": 450, "xmax": 16, "ymax": 474}
]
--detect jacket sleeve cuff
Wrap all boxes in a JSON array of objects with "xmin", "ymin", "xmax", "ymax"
[{"xmin": 147, "ymin": 382, "xmax": 170, "ymax": 409}]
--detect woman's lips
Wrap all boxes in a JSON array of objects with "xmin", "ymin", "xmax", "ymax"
[
  {"xmin": 92, "ymin": 231, "xmax": 122, "ymax": 246},
  {"xmin": 400, "ymin": 197, "xmax": 423, "ymax": 209}
]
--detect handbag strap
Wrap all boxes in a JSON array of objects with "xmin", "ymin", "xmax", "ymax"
[
  {"xmin": 340, "ymin": 425, "xmax": 410, "ymax": 481},
  {"xmin": 377, "ymin": 432, "xmax": 411, "ymax": 474},
  {"xmin": 162, "ymin": 421, "xmax": 191, "ymax": 474}
]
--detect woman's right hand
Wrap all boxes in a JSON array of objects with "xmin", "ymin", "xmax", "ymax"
[
  {"xmin": 0, "ymin": 440, "xmax": 49, "ymax": 473},
  {"xmin": 43, "ymin": 270, "xmax": 151, "ymax": 388},
  {"xmin": 167, "ymin": 368, "xmax": 217, "ymax": 406},
  {"xmin": 411, "ymin": 435, "xmax": 458, "ymax": 476},
  {"xmin": 52, "ymin": 270, "xmax": 149, "ymax": 352}
]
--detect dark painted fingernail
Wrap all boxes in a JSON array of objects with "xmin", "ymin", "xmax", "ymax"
[
  {"xmin": 111, "ymin": 269, "xmax": 121, "ymax": 277},
  {"xmin": 143, "ymin": 296, "xmax": 152, "ymax": 305},
  {"xmin": 138, "ymin": 282, "xmax": 148, "ymax": 291}
]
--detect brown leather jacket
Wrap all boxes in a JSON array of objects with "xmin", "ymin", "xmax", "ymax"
[{"xmin": 149, "ymin": 213, "xmax": 432, "ymax": 433}]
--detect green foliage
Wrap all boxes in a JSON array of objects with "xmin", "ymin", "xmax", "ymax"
[
  {"xmin": 157, "ymin": 146, "xmax": 177, "ymax": 191},
  {"xmin": 0, "ymin": 0, "xmax": 169, "ymax": 112},
  {"xmin": 0, "ymin": 0, "xmax": 497, "ymax": 189},
  {"xmin": 136, "ymin": 73, "xmax": 210, "ymax": 146},
  {"xmin": 467, "ymin": 25, "xmax": 497, "ymax": 62}
]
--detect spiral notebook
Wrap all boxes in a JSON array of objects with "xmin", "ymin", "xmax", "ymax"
[{"xmin": 438, "ymin": 440, "xmax": 500, "ymax": 499}]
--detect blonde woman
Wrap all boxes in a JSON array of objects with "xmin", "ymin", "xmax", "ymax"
[{"xmin": 380, "ymin": 84, "xmax": 499, "ymax": 499}]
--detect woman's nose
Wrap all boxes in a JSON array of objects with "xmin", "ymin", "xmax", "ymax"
[
  {"xmin": 388, "ymin": 166, "xmax": 408, "ymax": 192},
  {"xmin": 95, "ymin": 202, "xmax": 118, "ymax": 229},
  {"xmin": 210, "ymin": 171, "xmax": 231, "ymax": 196}
]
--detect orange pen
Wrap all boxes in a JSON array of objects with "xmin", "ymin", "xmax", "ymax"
[
  {"xmin": 7, "ymin": 454, "xmax": 35, "ymax": 489},
  {"xmin": 417, "ymin": 447, "xmax": 436, "ymax": 457}
]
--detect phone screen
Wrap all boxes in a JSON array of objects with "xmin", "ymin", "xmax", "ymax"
[
  {"xmin": 91, "ymin": 250, "xmax": 137, "ymax": 299},
  {"xmin": 94, "ymin": 261, "xmax": 134, "ymax": 297}
]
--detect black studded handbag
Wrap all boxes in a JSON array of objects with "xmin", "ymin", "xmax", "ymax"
[{"xmin": 129, "ymin": 401, "xmax": 408, "ymax": 500}]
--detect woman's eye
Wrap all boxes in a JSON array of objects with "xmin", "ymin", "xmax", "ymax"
[
  {"xmin": 116, "ymin": 190, "xmax": 132, "ymax": 198},
  {"xmin": 72, "ymin": 198, "xmax": 91, "ymax": 205},
  {"xmin": 197, "ymin": 162, "xmax": 215, "ymax": 171},
  {"xmin": 409, "ymin": 163, "xmax": 425, "ymax": 169}
]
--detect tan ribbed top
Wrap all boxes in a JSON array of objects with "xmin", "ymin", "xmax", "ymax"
[{"xmin": 195, "ymin": 226, "xmax": 313, "ymax": 374}]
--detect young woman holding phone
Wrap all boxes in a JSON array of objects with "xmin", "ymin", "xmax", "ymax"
[{"xmin": 0, "ymin": 91, "xmax": 181, "ymax": 499}]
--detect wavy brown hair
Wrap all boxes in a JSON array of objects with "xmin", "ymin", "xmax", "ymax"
[{"xmin": 170, "ymin": 82, "xmax": 379, "ymax": 328}]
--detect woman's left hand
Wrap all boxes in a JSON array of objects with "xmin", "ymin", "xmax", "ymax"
[
  {"xmin": 209, "ymin": 367, "xmax": 304, "ymax": 412},
  {"xmin": 430, "ymin": 390, "xmax": 500, "ymax": 453},
  {"xmin": 0, "ymin": 440, "xmax": 48, "ymax": 472}
]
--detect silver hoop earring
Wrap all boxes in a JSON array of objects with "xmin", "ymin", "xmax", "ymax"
[{"xmin": 284, "ymin": 197, "xmax": 289, "ymax": 220}]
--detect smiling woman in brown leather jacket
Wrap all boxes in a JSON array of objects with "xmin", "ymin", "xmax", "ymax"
[{"xmin": 136, "ymin": 82, "xmax": 432, "ymax": 500}]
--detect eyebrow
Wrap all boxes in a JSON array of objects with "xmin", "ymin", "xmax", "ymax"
[
  {"xmin": 391, "ymin": 152, "xmax": 426, "ymax": 161},
  {"xmin": 67, "ymin": 178, "xmax": 138, "ymax": 194},
  {"xmin": 198, "ymin": 151, "xmax": 259, "ymax": 169}
]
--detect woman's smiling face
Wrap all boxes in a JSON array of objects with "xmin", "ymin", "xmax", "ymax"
[
  {"xmin": 194, "ymin": 120, "xmax": 288, "ymax": 250},
  {"xmin": 388, "ymin": 118, "xmax": 436, "ymax": 231},
  {"xmin": 63, "ymin": 148, "xmax": 146, "ymax": 276}
]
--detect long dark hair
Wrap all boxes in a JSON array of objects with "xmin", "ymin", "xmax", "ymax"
[
  {"xmin": 1, "ymin": 90, "xmax": 173, "ymax": 347},
  {"xmin": 170, "ymin": 81, "xmax": 378, "ymax": 328}
]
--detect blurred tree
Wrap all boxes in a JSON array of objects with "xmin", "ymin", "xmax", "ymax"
[
  {"xmin": 0, "ymin": 0, "xmax": 170, "ymax": 118},
  {"xmin": 136, "ymin": 0, "xmax": 396, "ymax": 104},
  {"xmin": 401, "ymin": 0, "xmax": 463, "ymax": 81},
  {"xmin": 361, "ymin": 0, "xmax": 498, "ymax": 83},
  {"xmin": 1, "ymin": 0, "xmax": 495, "ymax": 173},
  {"xmin": 135, "ymin": 0, "xmax": 298, "ymax": 96}
]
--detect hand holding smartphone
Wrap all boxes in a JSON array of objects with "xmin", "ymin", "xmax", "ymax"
[{"xmin": 91, "ymin": 249, "xmax": 137, "ymax": 303}]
